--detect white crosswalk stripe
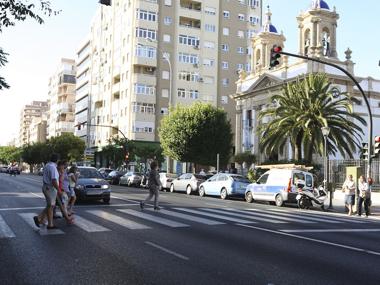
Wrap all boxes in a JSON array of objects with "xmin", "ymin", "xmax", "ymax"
[
  {"xmin": 18, "ymin": 213, "xmax": 65, "ymax": 235},
  {"xmin": 118, "ymin": 209, "xmax": 189, "ymax": 228},
  {"xmin": 243, "ymin": 208, "xmax": 342, "ymax": 224},
  {"xmin": 0, "ymin": 214, "xmax": 15, "ymax": 238},
  {"xmin": 146, "ymin": 208, "xmax": 225, "ymax": 225},
  {"xmin": 173, "ymin": 208, "xmax": 256, "ymax": 224},
  {"xmin": 87, "ymin": 210, "xmax": 150, "ymax": 230},
  {"xmin": 201, "ymin": 208, "xmax": 287, "ymax": 224},
  {"xmin": 238, "ymin": 209, "xmax": 315, "ymax": 224},
  {"xmin": 74, "ymin": 215, "xmax": 111, "ymax": 233}
]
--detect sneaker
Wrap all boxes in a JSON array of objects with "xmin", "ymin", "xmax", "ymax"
[
  {"xmin": 140, "ymin": 201, "xmax": 144, "ymax": 210},
  {"xmin": 33, "ymin": 216, "xmax": 40, "ymax": 228},
  {"xmin": 154, "ymin": 206, "xmax": 161, "ymax": 211}
]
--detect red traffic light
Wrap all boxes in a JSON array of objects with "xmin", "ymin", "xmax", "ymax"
[
  {"xmin": 375, "ymin": 136, "xmax": 380, "ymax": 143},
  {"xmin": 273, "ymin": 46, "xmax": 282, "ymax": 53}
]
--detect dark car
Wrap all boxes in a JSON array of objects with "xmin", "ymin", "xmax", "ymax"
[
  {"xmin": 98, "ymin": 168, "xmax": 114, "ymax": 178},
  {"xmin": 75, "ymin": 167, "xmax": 111, "ymax": 203},
  {"xmin": 105, "ymin": 170, "xmax": 127, "ymax": 185},
  {"xmin": 8, "ymin": 166, "xmax": 20, "ymax": 176}
]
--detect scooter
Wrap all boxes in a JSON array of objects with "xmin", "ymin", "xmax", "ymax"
[{"xmin": 296, "ymin": 180, "xmax": 328, "ymax": 210}]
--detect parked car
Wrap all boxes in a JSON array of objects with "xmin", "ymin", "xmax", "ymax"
[
  {"xmin": 105, "ymin": 170, "xmax": 127, "ymax": 185},
  {"xmin": 140, "ymin": 171, "xmax": 150, "ymax": 188},
  {"xmin": 8, "ymin": 166, "xmax": 20, "ymax": 175},
  {"xmin": 170, "ymin": 173, "xmax": 208, "ymax": 195},
  {"xmin": 98, "ymin": 168, "xmax": 114, "ymax": 178},
  {"xmin": 245, "ymin": 168, "xmax": 315, "ymax": 207},
  {"xmin": 199, "ymin": 173, "xmax": 251, "ymax": 200},
  {"xmin": 0, "ymin": 166, "xmax": 8, "ymax": 173},
  {"xmin": 75, "ymin": 166, "xmax": 111, "ymax": 203},
  {"xmin": 37, "ymin": 167, "xmax": 44, "ymax": 176},
  {"xmin": 159, "ymin": 172, "xmax": 178, "ymax": 190},
  {"xmin": 119, "ymin": 172, "xmax": 143, "ymax": 187}
]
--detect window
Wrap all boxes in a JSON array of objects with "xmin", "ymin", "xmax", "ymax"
[
  {"xmin": 164, "ymin": 0, "xmax": 172, "ymax": 6},
  {"xmin": 221, "ymin": 96, "xmax": 228, "ymax": 105},
  {"xmin": 162, "ymin": 89, "xmax": 169, "ymax": 98},
  {"xmin": 237, "ymin": 30, "xmax": 244, "ymax": 38},
  {"xmin": 247, "ymin": 29, "xmax": 257, "ymax": 39},
  {"xmin": 222, "ymin": 61, "xmax": 229, "ymax": 69},
  {"xmin": 305, "ymin": 174, "xmax": 313, "ymax": 188},
  {"xmin": 238, "ymin": 14, "xmax": 245, "ymax": 21},
  {"xmin": 204, "ymin": 41, "xmax": 215, "ymax": 49},
  {"xmin": 163, "ymin": 34, "xmax": 171, "ymax": 42},
  {"xmin": 222, "ymin": 78, "xmax": 229, "ymax": 86},
  {"xmin": 221, "ymin": 44, "xmax": 229, "ymax": 51},
  {"xmin": 237, "ymin": 47, "xmax": 244, "ymax": 54},
  {"xmin": 249, "ymin": 16, "xmax": 259, "ymax": 25},
  {"xmin": 238, "ymin": 0, "xmax": 246, "ymax": 5},
  {"xmin": 223, "ymin": 27, "xmax": 229, "ymax": 36},
  {"xmin": 135, "ymin": 27, "xmax": 157, "ymax": 40},
  {"xmin": 162, "ymin": 71, "xmax": 170, "ymax": 80},
  {"xmin": 178, "ymin": 71, "xmax": 200, "ymax": 82},
  {"xmin": 257, "ymin": 174, "xmax": 269, "ymax": 184},
  {"xmin": 204, "ymin": 7, "xmax": 216, "ymax": 15},
  {"xmin": 237, "ymin": 63, "xmax": 244, "ymax": 70},
  {"xmin": 132, "ymin": 102, "xmax": 155, "ymax": 114},
  {"xmin": 136, "ymin": 9, "xmax": 157, "ymax": 22},
  {"xmin": 177, "ymin": 88, "xmax": 186, "ymax": 98},
  {"xmin": 205, "ymin": 24, "xmax": 216, "ymax": 32},
  {"xmin": 178, "ymin": 52, "xmax": 199, "ymax": 64},
  {"xmin": 189, "ymin": 90, "xmax": 199, "ymax": 99},
  {"xmin": 248, "ymin": 0, "xmax": 260, "ymax": 8},
  {"xmin": 179, "ymin": 35, "xmax": 200, "ymax": 47},
  {"xmin": 134, "ymin": 83, "xmax": 155, "ymax": 95},
  {"xmin": 164, "ymin": 17, "xmax": 172, "ymax": 25},
  {"xmin": 203, "ymin": 58, "xmax": 214, "ymax": 67},
  {"xmin": 223, "ymin": 11, "xmax": 230, "ymax": 18},
  {"xmin": 135, "ymin": 45, "xmax": 156, "ymax": 58}
]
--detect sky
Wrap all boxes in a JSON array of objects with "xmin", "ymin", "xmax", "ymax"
[{"xmin": 0, "ymin": 0, "xmax": 379, "ymax": 145}]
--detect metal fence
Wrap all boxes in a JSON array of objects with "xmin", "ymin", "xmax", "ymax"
[{"xmin": 328, "ymin": 159, "xmax": 380, "ymax": 190}]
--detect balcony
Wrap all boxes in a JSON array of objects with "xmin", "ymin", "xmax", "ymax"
[
  {"xmin": 180, "ymin": 1, "xmax": 201, "ymax": 19},
  {"xmin": 57, "ymin": 102, "xmax": 75, "ymax": 114},
  {"xmin": 179, "ymin": 17, "xmax": 201, "ymax": 30},
  {"xmin": 133, "ymin": 56, "xmax": 157, "ymax": 68},
  {"xmin": 56, "ymin": 121, "xmax": 75, "ymax": 133}
]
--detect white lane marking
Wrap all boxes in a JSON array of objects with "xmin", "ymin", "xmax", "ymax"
[
  {"xmin": 174, "ymin": 208, "xmax": 256, "ymax": 224},
  {"xmin": 118, "ymin": 209, "xmax": 189, "ymax": 228},
  {"xmin": 145, "ymin": 241, "xmax": 189, "ymax": 261},
  {"xmin": 201, "ymin": 208, "xmax": 287, "ymax": 224},
  {"xmin": 18, "ymin": 213, "xmax": 65, "ymax": 235},
  {"xmin": 87, "ymin": 210, "xmax": 150, "ymax": 230},
  {"xmin": 236, "ymin": 224, "xmax": 380, "ymax": 257},
  {"xmin": 111, "ymin": 195, "xmax": 139, "ymax": 204},
  {"xmin": 29, "ymin": 192, "xmax": 44, "ymax": 199},
  {"xmin": 270, "ymin": 208, "xmax": 368, "ymax": 224},
  {"xmin": 0, "ymin": 206, "xmax": 45, "ymax": 212},
  {"xmin": 280, "ymin": 228, "xmax": 380, "ymax": 233},
  {"xmin": 205, "ymin": 203, "xmax": 227, "ymax": 208},
  {"xmin": 243, "ymin": 209, "xmax": 315, "ymax": 224},
  {"xmin": 245, "ymin": 208, "xmax": 342, "ymax": 224},
  {"xmin": 0, "ymin": 215, "xmax": 16, "ymax": 238},
  {"xmin": 0, "ymin": 203, "xmax": 137, "ymax": 212},
  {"xmin": 73, "ymin": 215, "xmax": 111, "ymax": 232},
  {"xmin": 146, "ymin": 208, "xmax": 225, "ymax": 225}
]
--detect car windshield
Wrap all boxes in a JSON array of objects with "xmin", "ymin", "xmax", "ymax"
[
  {"xmin": 133, "ymin": 172, "xmax": 141, "ymax": 175},
  {"xmin": 231, "ymin": 175, "xmax": 250, "ymax": 183},
  {"xmin": 167, "ymin": 173, "xmax": 178, "ymax": 178},
  {"xmin": 79, "ymin": 168, "xmax": 103, "ymax": 179}
]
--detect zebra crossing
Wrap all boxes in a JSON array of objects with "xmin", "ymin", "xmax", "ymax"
[{"xmin": 0, "ymin": 206, "xmax": 376, "ymax": 239}]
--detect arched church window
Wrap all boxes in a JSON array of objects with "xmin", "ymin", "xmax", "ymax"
[
  {"xmin": 304, "ymin": 29, "xmax": 311, "ymax": 55},
  {"xmin": 255, "ymin": 49, "xmax": 261, "ymax": 65},
  {"xmin": 322, "ymin": 28, "xmax": 331, "ymax": 56}
]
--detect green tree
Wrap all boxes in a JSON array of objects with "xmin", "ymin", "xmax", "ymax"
[
  {"xmin": 234, "ymin": 152, "xmax": 256, "ymax": 166},
  {"xmin": 0, "ymin": 1, "xmax": 58, "ymax": 90},
  {"xmin": 0, "ymin": 146, "xmax": 22, "ymax": 164},
  {"xmin": 48, "ymin": 133, "xmax": 85, "ymax": 162},
  {"xmin": 21, "ymin": 142, "xmax": 51, "ymax": 172},
  {"xmin": 159, "ymin": 102, "xmax": 233, "ymax": 167},
  {"xmin": 259, "ymin": 73, "xmax": 366, "ymax": 162}
]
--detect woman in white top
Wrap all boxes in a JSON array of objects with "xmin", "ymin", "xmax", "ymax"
[
  {"xmin": 67, "ymin": 165, "xmax": 78, "ymax": 215},
  {"xmin": 342, "ymin": 174, "xmax": 356, "ymax": 216},
  {"xmin": 357, "ymin": 175, "xmax": 370, "ymax": 217}
]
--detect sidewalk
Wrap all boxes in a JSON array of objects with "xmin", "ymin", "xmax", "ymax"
[{"xmin": 328, "ymin": 190, "xmax": 380, "ymax": 219}]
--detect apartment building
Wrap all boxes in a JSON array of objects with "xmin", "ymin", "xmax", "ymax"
[
  {"xmin": 81, "ymin": 0, "xmax": 262, "ymax": 164},
  {"xmin": 47, "ymin": 58, "xmax": 77, "ymax": 138},
  {"xmin": 18, "ymin": 101, "xmax": 48, "ymax": 147},
  {"xmin": 29, "ymin": 115, "xmax": 48, "ymax": 143}
]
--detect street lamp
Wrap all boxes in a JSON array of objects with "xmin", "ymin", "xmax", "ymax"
[{"xmin": 321, "ymin": 126, "xmax": 331, "ymax": 208}]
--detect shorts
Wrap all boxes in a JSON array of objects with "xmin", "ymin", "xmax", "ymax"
[
  {"xmin": 68, "ymin": 186, "xmax": 76, "ymax": 198},
  {"xmin": 42, "ymin": 185, "xmax": 58, "ymax": 207},
  {"xmin": 344, "ymin": 194, "xmax": 355, "ymax": 205},
  {"xmin": 60, "ymin": 192, "xmax": 69, "ymax": 205}
]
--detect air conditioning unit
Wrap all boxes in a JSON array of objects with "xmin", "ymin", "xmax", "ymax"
[
  {"xmin": 198, "ymin": 77, "xmax": 204, "ymax": 83},
  {"xmin": 193, "ymin": 45, "xmax": 200, "ymax": 50},
  {"xmin": 193, "ymin": 63, "xmax": 199, "ymax": 68}
]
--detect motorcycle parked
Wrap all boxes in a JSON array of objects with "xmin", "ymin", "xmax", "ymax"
[{"xmin": 296, "ymin": 180, "xmax": 328, "ymax": 210}]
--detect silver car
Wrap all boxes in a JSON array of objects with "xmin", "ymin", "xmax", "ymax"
[
  {"xmin": 170, "ymin": 173, "xmax": 209, "ymax": 195},
  {"xmin": 159, "ymin": 173, "xmax": 178, "ymax": 190},
  {"xmin": 119, "ymin": 172, "xmax": 142, "ymax": 187}
]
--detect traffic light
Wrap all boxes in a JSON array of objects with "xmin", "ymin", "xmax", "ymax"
[
  {"xmin": 270, "ymin": 45, "xmax": 282, "ymax": 68},
  {"xmin": 374, "ymin": 136, "xmax": 380, "ymax": 157},
  {"xmin": 125, "ymin": 152, "xmax": 129, "ymax": 161},
  {"xmin": 99, "ymin": 0, "xmax": 111, "ymax": 6},
  {"xmin": 361, "ymin": 142, "xmax": 369, "ymax": 160}
]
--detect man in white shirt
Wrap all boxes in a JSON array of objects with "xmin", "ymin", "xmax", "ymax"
[
  {"xmin": 357, "ymin": 175, "xmax": 371, "ymax": 217},
  {"xmin": 33, "ymin": 153, "xmax": 60, "ymax": 229},
  {"xmin": 342, "ymin": 174, "xmax": 356, "ymax": 216}
]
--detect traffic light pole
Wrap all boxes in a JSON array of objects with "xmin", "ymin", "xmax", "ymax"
[{"xmin": 279, "ymin": 51, "xmax": 373, "ymax": 178}]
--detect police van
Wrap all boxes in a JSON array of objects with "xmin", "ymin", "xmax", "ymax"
[{"xmin": 245, "ymin": 165, "xmax": 315, "ymax": 207}]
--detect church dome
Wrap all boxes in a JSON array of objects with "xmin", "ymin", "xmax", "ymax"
[
  {"xmin": 311, "ymin": 0, "xmax": 330, "ymax": 10},
  {"xmin": 261, "ymin": 6, "xmax": 278, "ymax": 34},
  {"xmin": 320, "ymin": 0, "xmax": 330, "ymax": 9}
]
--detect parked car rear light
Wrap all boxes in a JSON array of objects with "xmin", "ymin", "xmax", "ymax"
[{"xmin": 287, "ymin": 178, "xmax": 292, "ymax": 192}]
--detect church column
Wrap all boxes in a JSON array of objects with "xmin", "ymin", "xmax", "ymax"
[
  {"xmin": 298, "ymin": 23, "xmax": 304, "ymax": 55},
  {"xmin": 235, "ymin": 101, "xmax": 243, "ymax": 155},
  {"xmin": 262, "ymin": 42, "xmax": 268, "ymax": 68},
  {"xmin": 330, "ymin": 23, "xmax": 338, "ymax": 57}
]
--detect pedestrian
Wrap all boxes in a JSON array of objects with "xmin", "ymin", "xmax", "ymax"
[
  {"xmin": 357, "ymin": 175, "xmax": 371, "ymax": 217},
  {"xmin": 56, "ymin": 160, "xmax": 74, "ymax": 224},
  {"xmin": 140, "ymin": 161, "xmax": 161, "ymax": 211},
  {"xmin": 367, "ymin": 177, "xmax": 373, "ymax": 215},
  {"xmin": 33, "ymin": 153, "xmax": 60, "ymax": 229},
  {"xmin": 199, "ymin": 169, "xmax": 206, "ymax": 175},
  {"xmin": 342, "ymin": 174, "xmax": 356, "ymax": 216},
  {"xmin": 67, "ymin": 165, "xmax": 78, "ymax": 215}
]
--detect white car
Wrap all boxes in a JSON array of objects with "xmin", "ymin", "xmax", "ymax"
[
  {"xmin": 159, "ymin": 173, "xmax": 178, "ymax": 190},
  {"xmin": 245, "ymin": 168, "xmax": 315, "ymax": 206}
]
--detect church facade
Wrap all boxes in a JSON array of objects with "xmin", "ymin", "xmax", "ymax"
[{"xmin": 232, "ymin": 0, "xmax": 380, "ymax": 163}]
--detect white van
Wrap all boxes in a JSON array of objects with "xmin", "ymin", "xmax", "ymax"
[{"xmin": 245, "ymin": 168, "xmax": 315, "ymax": 206}]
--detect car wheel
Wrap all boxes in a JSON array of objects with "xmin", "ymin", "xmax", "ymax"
[
  {"xmin": 186, "ymin": 185, "xmax": 192, "ymax": 195},
  {"xmin": 275, "ymin": 194, "xmax": 284, "ymax": 207},
  {"xmin": 127, "ymin": 180, "xmax": 132, "ymax": 187},
  {"xmin": 170, "ymin": 184, "xmax": 175, "ymax": 193},
  {"xmin": 103, "ymin": 197, "xmax": 110, "ymax": 204},
  {"xmin": 199, "ymin": 186, "xmax": 205, "ymax": 197},
  {"xmin": 245, "ymin": 191, "xmax": 253, "ymax": 203},
  {"xmin": 220, "ymin": 188, "xmax": 228, "ymax": 200}
]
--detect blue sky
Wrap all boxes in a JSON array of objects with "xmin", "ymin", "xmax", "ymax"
[{"xmin": 0, "ymin": 0, "xmax": 379, "ymax": 145}]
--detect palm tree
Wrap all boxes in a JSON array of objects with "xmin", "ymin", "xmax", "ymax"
[{"xmin": 258, "ymin": 73, "xmax": 366, "ymax": 162}]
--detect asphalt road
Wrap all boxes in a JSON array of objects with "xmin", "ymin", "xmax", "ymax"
[{"xmin": 1, "ymin": 173, "xmax": 380, "ymax": 285}]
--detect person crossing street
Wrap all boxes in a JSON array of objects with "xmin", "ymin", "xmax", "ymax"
[{"xmin": 140, "ymin": 161, "xmax": 162, "ymax": 211}]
